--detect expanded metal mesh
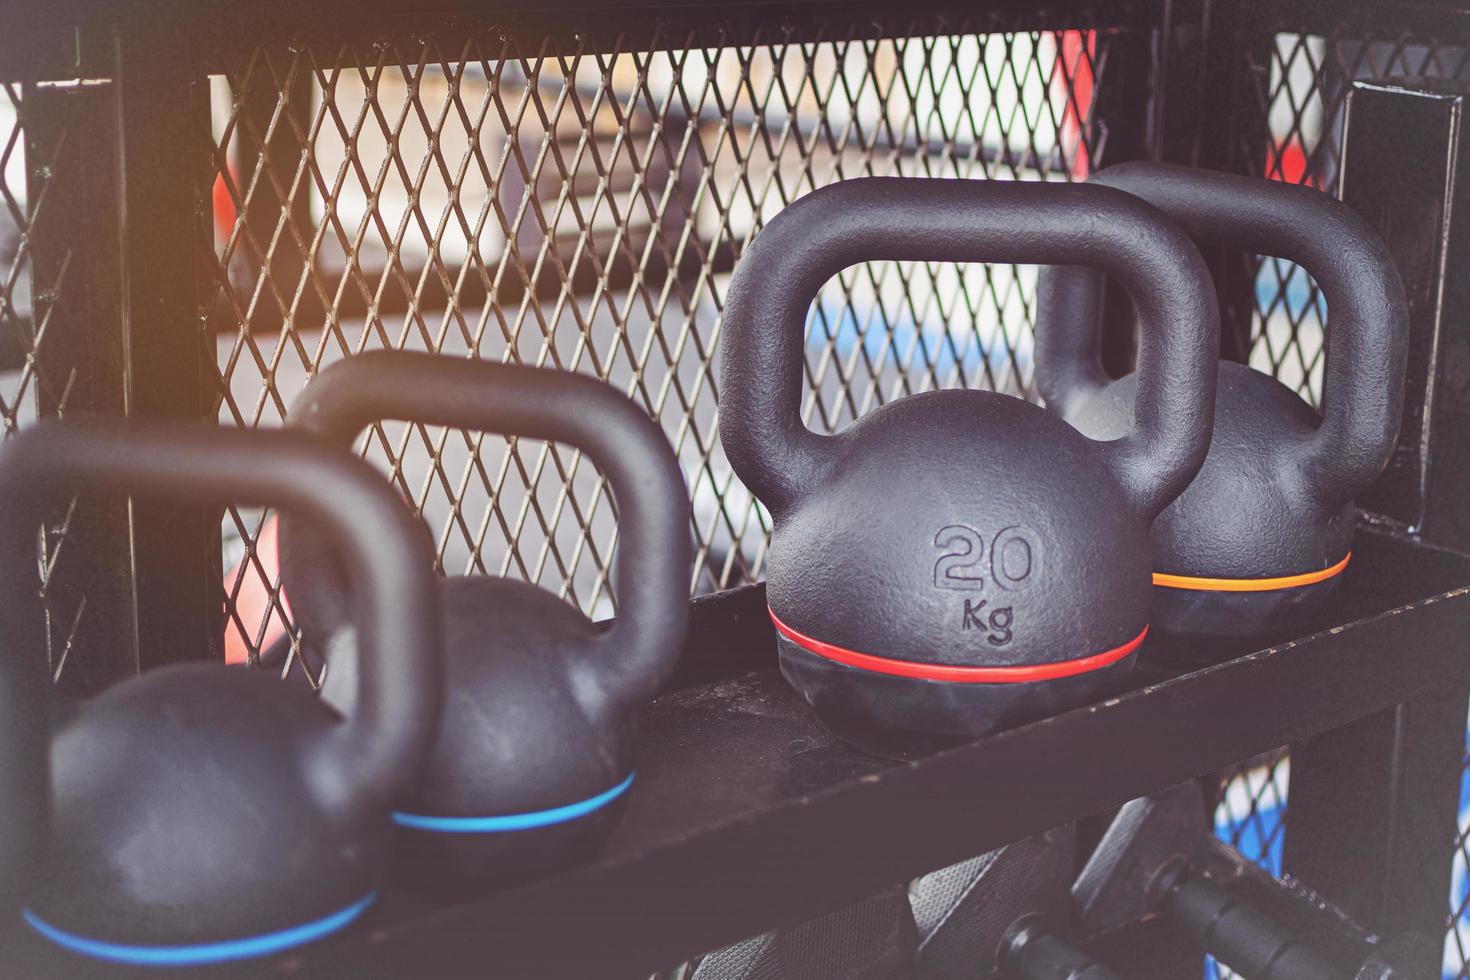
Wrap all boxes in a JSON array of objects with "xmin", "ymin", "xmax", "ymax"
[
  {"xmin": 1136, "ymin": 25, "xmax": 1470, "ymax": 978},
  {"xmin": 0, "ymin": 79, "xmax": 110, "ymax": 688},
  {"xmin": 0, "ymin": 83, "xmax": 30, "ymax": 437},
  {"xmin": 1224, "ymin": 28, "xmax": 1470, "ymax": 978},
  {"xmin": 5, "ymin": 14, "xmax": 1468, "ymax": 971},
  {"xmin": 205, "ymin": 22, "xmax": 1115, "ymax": 668},
  {"xmin": 1245, "ymin": 31, "xmax": 1470, "ymax": 409},
  {"xmin": 1209, "ymin": 748, "xmax": 1291, "ymax": 980}
]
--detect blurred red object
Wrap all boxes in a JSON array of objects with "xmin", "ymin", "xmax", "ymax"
[
  {"xmin": 212, "ymin": 168, "xmax": 237, "ymax": 246},
  {"xmin": 1055, "ymin": 30, "xmax": 1096, "ymax": 182},
  {"xmin": 1266, "ymin": 135, "xmax": 1315, "ymax": 187},
  {"xmin": 224, "ymin": 515, "xmax": 290, "ymax": 664}
]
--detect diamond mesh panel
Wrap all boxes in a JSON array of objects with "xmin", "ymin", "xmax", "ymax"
[
  {"xmin": 1214, "ymin": 750, "xmax": 1290, "ymax": 877},
  {"xmin": 1221, "ymin": 28, "xmax": 1470, "ymax": 979},
  {"xmin": 203, "ymin": 23, "xmax": 1117, "ymax": 669},
  {"xmin": 0, "ymin": 83, "xmax": 50, "ymax": 667},
  {"xmin": 1243, "ymin": 32, "xmax": 1470, "ymax": 408},
  {"xmin": 0, "ymin": 83, "xmax": 29, "ymax": 438},
  {"xmin": 0, "ymin": 78, "xmax": 104, "ymax": 687},
  {"xmin": 1209, "ymin": 750, "xmax": 1291, "ymax": 980},
  {"xmin": 1450, "ymin": 721, "xmax": 1470, "ymax": 979}
]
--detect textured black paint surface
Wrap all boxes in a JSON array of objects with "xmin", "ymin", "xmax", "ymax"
[
  {"xmin": 278, "ymin": 352, "xmax": 693, "ymax": 893},
  {"xmin": 0, "ymin": 422, "xmax": 441, "ymax": 959},
  {"xmin": 1285, "ymin": 79, "xmax": 1470, "ymax": 946},
  {"xmin": 718, "ymin": 177, "xmax": 1218, "ymax": 742},
  {"xmin": 43, "ymin": 526, "xmax": 1454, "ymax": 980},
  {"xmin": 1035, "ymin": 162, "xmax": 1408, "ymax": 636}
]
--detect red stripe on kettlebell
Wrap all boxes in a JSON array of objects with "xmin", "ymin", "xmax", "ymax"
[{"xmin": 769, "ymin": 608, "xmax": 1145, "ymax": 683}]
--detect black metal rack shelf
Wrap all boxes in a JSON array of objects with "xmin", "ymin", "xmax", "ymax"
[{"xmin": 12, "ymin": 524, "xmax": 1467, "ymax": 979}]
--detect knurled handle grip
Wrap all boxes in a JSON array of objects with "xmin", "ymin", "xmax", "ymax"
[{"xmin": 1165, "ymin": 872, "xmax": 1338, "ymax": 980}]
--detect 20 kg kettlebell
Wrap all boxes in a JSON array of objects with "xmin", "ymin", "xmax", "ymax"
[
  {"xmin": 718, "ymin": 177, "xmax": 1220, "ymax": 759},
  {"xmin": 1034, "ymin": 162, "xmax": 1408, "ymax": 637},
  {"xmin": 0, "ymin": 420, "xmax": 441, "ymax": 967},
  {"xmin": 279, "ymin": 351, "xmax": 691, "ymax": 893}
]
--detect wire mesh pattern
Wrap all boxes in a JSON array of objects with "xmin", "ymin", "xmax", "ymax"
[
  {"xmin": 0, "ymin": 83, "xmax": 30, "ymax": 437},
  {"xmin": 3, "ymin": 13, "xmax": 1465, "ymax": 971},
  {"xmin": 1245, "ymin": 30, "xmax": 1470, "ymax": 407},
  {"xmin": 0, "ymin": 79, "xmax": 118, "ymax": 688},
  {"xmin": 204, "ymin": 21, "xmax": 1117, "ymax": 667},
  {"xmin": 1450, "ymin": 723, "xmax": 1470, "ymax": 979},
  {"xmin": 1207, "ymin": 751, "xmax": 1291, "ymax": 980},
  {"xmin": 1234, "ymin": 28, "xmax": 1470, "ymax": 978}
]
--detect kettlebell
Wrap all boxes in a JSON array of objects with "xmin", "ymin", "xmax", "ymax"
[
  {"xmin": 718, "ymin": 177, "xmax": 1219, "ymax": 759},
  {"xmin": 0, "ymin": 419, "xmax": 441, "ymax": 966},
  {"xmin": 279, "ymin": 350, "xmax": 692, "ymax": 893},
  {"xmin": 1034, "ymin": 162, "xmax": 1408, "ymax": 637}
]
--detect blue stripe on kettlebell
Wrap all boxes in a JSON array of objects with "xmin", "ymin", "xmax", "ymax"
[
  {"xmin": 392, "ymin": 770, "xmax": 635, "ymax": 833},
  {"xmin": 23, "ymin": 892, "xmax": 375, "ymax": 967}
]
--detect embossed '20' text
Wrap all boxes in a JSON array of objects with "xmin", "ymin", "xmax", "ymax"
[{"xmin": 934, "ymin": 524, "xmax": 1038, "ymax": 644}]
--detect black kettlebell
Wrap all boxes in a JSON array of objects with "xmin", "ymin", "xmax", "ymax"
[
  {"xmin": 718, "ymin": 177, "xmax": 1219, "ymax": 759},
  {"xmin": 1035, "ymin": 162, "xmax": 1408, "ymax": 638},
  {"xmin": 0, "ymin": 419, "xmax": 441, "ymax": 967},
  {"xmin": 279, "ymin": 350, "xmax": 692, "ymax": 893}
]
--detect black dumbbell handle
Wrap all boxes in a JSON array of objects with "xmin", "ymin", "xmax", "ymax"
[
  {"xmin": 1002, "ymin": 917, "xmax": 1121, "ymax": 980},
  {"xmin": 1163, "ymin": 871, "xmax": 1338, "ymax": 980}
]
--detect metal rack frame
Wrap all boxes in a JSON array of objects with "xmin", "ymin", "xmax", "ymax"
[{"xmin": 3, "ymin": 0, "xmax": 1470, "ymax": 976}]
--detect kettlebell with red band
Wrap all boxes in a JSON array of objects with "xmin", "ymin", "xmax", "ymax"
[
  {"xmin": 280, "ymin": 351, "xmax": 691, "ymax": 894},
  {"xmin": 0, "ymin": 420, "xmax": 441, "ymax": 967},
  {"xmin": 718, "ymin": 177, "xmax": 1219, "ymax": 759},
  {"xmin": 1035, "ymin": 162, "xmax": 1408, "ymax": 638}
]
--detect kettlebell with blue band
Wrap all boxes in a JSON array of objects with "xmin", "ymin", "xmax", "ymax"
[
  {"xmin": 1035, "ymin": 162, "xmax": 1408, "ymax": 637},
  {"xmin": 0, "ymin": 420, "xmax": 441, "ymax": 966},
  {"xmin": 279, "ymin": 351, "xmax": 692, "ymax": 893},
  {"xmin": 718, "ymin": 177, "xmax": 1219, "ymax": 759}
]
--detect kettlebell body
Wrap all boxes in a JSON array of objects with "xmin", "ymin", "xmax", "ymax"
[
  {"xmin": 35, "ymin": 669, "xmax": 381, "ymax": 947},
  {"xmin": 389, "ymin": 578, "xmax": 635, "ymax": 890},
  {"xmin": 1035, "ymin": 163, "xmax": 1408, "ymax": 638},
  {"xmin": 280, "ymin": 351, "xmax": 691, "ymax": 894},
  {"xmin": 771, "ymin": 390, "xmax": 1150, "ymax": 756},
  {"xmin": 0, "ymin": 422, "xmax": 441, "ymax": 966},
  {"xmin": 719, "ymin": 177, "xmax": 1220, "ymax": 759}
]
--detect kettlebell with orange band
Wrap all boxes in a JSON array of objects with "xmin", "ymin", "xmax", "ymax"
[
  {"xmin": 718, "ymin": 177, "xmax": 1219, "ymax": 759},
  {"xmin": 1035, "ymin": 162, "xmax": 1408, "ymax": 638}
]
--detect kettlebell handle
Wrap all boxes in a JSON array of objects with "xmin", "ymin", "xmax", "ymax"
[
  {"xmin": 718, "ymin": 177, "xmax": 1220, "ymax": 520},
  {"xmin": 1034, "ymin": 162, "xmax": 1409, "ymax": 508},
  {"xmin": 0, "ymin": 421, "xmax": 443, "ymax": 809},
  {"xmin": 280, "ymin": 351, "xmax": 692, "ymax": 710}
]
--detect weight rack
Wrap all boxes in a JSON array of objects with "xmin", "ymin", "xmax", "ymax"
[{"xmin": 3, "ymin": 0, "xmax": 1470, "ymax": 976}]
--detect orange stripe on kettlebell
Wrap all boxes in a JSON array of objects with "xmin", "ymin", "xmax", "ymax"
[
  {"xmin": 769, "ymin": 609, "xmax": 1145, "ymax": 684},
  {"xmin": 1151, "ymin": 552, "xmax": 1351, "ymax": 593}
]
